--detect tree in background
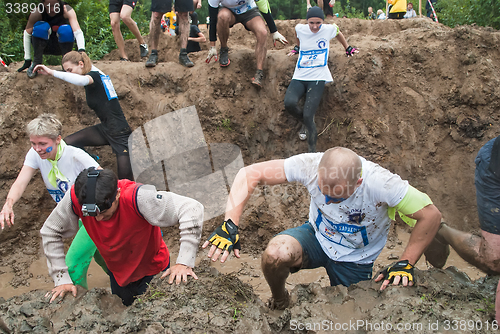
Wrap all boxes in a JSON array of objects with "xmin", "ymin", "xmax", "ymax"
[{"xmin": 436, "ymin": 0, "xmax": 500, "ymax": 29}]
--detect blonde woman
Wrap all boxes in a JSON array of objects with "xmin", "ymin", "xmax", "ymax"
[
  {"xmin": 0, "ymin": 114, "xmax": 107, "ymax": 289},
  {"xmin": 33, "ymin": 51, "xmax": 133, "ymax": 180}
]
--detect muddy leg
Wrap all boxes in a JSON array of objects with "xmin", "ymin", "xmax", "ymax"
[
  {"xmin": 438, "ymin": 224, "xmax": 500, "ymax": 274},
  {"xmin": 261, "ymin": 235, "xmax": 302, "ymax": 308}
]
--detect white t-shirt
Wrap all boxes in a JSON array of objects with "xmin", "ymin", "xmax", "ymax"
[
  {"xmin": 24, "ymin": 146, "xmax": 99, "ymax": 203},
  {"xmin": 208, "ymin": 0, "xmax": 256, "ymax": 14},
  {"xmin": 284, "ymin": 153, "xmax": 408, "ymax": 264},
  {"xmin": 292, "ymin": 24, "xmax": 339, "ymax": 83}
]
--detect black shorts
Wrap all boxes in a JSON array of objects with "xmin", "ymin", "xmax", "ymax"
[
  {"xmin": 313, "ymin": 0, "xmax": 334, "ymax": 17},
  {"xmin": 230, "ymin": 7, "xmax": 261, "ymax": 30},
  {"xmin": 388, "ymin": 12, "xmax": 405, "ymax": 19},
  {"xmin": 109, "ymin": 0, "xmax": 137, "ymax": 13},
  {"xmin": 175, "ymin": 0, "xmax": 194, "ymax": 13},
  {"xmin": 95, "ymin": 124, "xmax": 131, "ymax": 156},
  {"xmin": 151, "ymin": 0, "xmax": 172, "ymax": 13}
]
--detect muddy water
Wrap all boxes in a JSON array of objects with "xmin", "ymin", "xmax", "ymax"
[{"xmin": 0, "ymin": 225, "xmax": 485, "ymax": 301}]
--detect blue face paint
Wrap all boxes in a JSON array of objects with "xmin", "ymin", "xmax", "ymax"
[
  {"xmin": 46, "ymin": 146, "xmax": 53, "ymax": 153},
  {"xmin": 318, "ymin": 186, "xmax": 348, "ymax": 204},
  {"xmin": 324, "ymin": 194, "xmax": 348, "ymax": 204}
]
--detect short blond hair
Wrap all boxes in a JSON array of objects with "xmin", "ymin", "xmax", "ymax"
[{"xmin": 26, "ymin": 114, "xmax": 62, "ymax": 139}]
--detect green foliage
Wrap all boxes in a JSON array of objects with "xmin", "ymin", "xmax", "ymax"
[
  {"xmin": 436, "ymin": 0, "xmax": 500, "ymax": 29},
  {"xmin": 0, "ymin": 0, "xmax": 152, "ymax": 65}
]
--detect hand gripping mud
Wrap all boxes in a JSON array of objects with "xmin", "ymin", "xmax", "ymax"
[
  {"xmin": 208, "ymin": 219, "xmax": 240, "ymax": 252},
  {"xmin": 378, "ymin": 260, "xmax": 415, "ymax": 283},
  {"xmin": 345, "ymin": 46, "xmax": 358, "ymax": 57}
]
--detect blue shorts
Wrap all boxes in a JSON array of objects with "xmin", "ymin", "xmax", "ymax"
[
  {"xmin": 475, "ymin": 137, "xmax": 500, "ymax": 234},
  {"xmin": 278, "ymin": 223, "xmax": 373, "ymax": 287}
]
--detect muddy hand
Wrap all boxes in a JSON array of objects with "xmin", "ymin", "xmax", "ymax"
[
  {"xmin": 0, "ymin": 203, "xmax": 15, "ymax": 229},
  {"xmin": 33, "ymin": 64, "xmax": 53, "ymax": 76},
  {"xmin": 161, "ymin": 264, "xmax": 198, "ymax": 285},
  {"xmin": 45, "ymin": 284, "xmax": 77, "ymax": 303}
]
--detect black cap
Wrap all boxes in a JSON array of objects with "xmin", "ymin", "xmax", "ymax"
[{"xmin": 306, "ymin": 6, "xmax": 325, "ymax": 20}]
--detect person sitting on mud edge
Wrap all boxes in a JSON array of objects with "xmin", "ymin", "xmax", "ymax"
[
  {"xmin": 41, "ymin": 168, "xmax": 204, "ymax": 306},
  {"xmin": 203, "ymin": 147, "xmax": 442, "ymax": 309},
  {"xmin": 34, "ymin": 51, "xmax": 134, "ymax": 181},
  {"xmin": 17, "ymin": 0, "xmax": 85, "ymax": 79},
  {"xmin": 206, "ymin": 0, "xmax": 268, "ymax": 88},
  {"xmin": 0, "ymin": 114, "xmax": 108, "ymax": 290},
  {"xmin": 424, "ymin": 135, "xmax": 500, "ymax": 322},
  {"xmin": 285, "ymin": 6, "xmax": 358, "ymax": 153}
]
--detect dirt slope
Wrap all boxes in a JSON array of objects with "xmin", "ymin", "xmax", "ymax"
[{"xmin": 0, "ymin": 17, "xmax": 499, "ymax": 333}]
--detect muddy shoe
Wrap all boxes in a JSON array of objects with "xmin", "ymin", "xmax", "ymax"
[
  {"xmin": 27, "ymin": 62, "xmax": 39, "ymax": 79},
  {"xmin": 424, "ymin": 236, "xmax": 450, "ymax": 269},
  {"xmin": 179, "ymin": 48, "xmax": 194, "ymax": 67},
  {"xmin": 267, "ymin": 290, "xmax": 290, "ymax": 310},
  {"xmin": 145, "ymin": 51, "xmax": 158, "ymax": 67},
  {"xmin": 140, "ymin": 43, "xmax": 149, "ymax": 58},
  {"xmin": 219, "ymin": 47, "xmax": 230, "ymax": 67},
  {"xmin": 299, "ymin": 124, "xmax": 307, "ymax": 141},
  {"xmin": 251, "ymin": 69, "xmax": 264, "ymax": 88}
]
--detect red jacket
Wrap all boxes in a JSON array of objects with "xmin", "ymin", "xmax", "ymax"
[{"xmin": 70, "ymin": 179, "xmax": 169, "ymax": 286}]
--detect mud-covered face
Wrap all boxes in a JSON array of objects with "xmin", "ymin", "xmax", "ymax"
[
  {"xmin": 29, "ymin": 135, "xmax": 59, "ymax": 160},
  {"xmin": 308, "ymin": 18, "xmax": 324, "ymax": 33},
  {"xmin": 63, "ymin": 61, "xmax": 85, "ymax": 75}
]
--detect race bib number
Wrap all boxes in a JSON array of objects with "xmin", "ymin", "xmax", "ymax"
[
  {"xmin": 100, "ymin": 74, "xmax": 118, "ymax": 100},
  {"xmin": 298, "ymin": 49, "xmax": 328, "ymax": 69},
  {"xmin": 231, "ymin": 2, "xmax": 251, "ymax": 14}
]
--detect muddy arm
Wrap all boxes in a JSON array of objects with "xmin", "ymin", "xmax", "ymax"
[
  {"xmin": 399, "ymin": 204, "xmax": 442, "ymax": 265},
  {"xmin": 40, "ymin": 193, "xmax": 80, "ymax": 286},
  {"xmin": 136, "ymin": 187, "xmax": 204, "ymax": 269}
]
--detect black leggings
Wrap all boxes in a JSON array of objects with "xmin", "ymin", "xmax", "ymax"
[
  {"xmin": 284, "ymin": 79, "xmax": 325, "ymax": 153},
  {"xmin": 64, "ymin": 126, "xmax": 134, "ymax": 181}
]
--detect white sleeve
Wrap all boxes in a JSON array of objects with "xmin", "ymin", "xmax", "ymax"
[
  {"xmin": 53, "ymin": 70, "xmax": 91, "ymax": 86},
  {"xmin": 23, "ymin": 30, "xmax": 32, "ymax": 60},
  {"xmin": 40, "ymin": 192, "xmax": 80, "ymax": 286},
  {"xmin": 23, "ymin": 148, "xmax": 40, "ymax": 170},
  {"xmin": 283, "ymin": 153, "xmax": 323, "ymax": 185},
  {"xmin": 136, "ymin": 186, "xmax": 204, "ymax": 268},
  {"xmin": 365, "ymin": 161, "xmax": 409, "ymax": 208},
  {"xmin": 71, "ymin": 147, "xmax": 100, "ymax": 169},
  {"xmin": 74, "ymin": 29, "xmax": 85, "ymax": 50}
]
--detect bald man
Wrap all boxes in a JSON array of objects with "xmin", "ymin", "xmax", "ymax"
[{"xmin": 203, "ymin": 147, "xmax": 442, "ymax": 309}]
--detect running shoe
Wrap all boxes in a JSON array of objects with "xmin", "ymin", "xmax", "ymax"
[
  {"xmin": 179, "ymin": 49, "xmax": 194, "ymax": 67},
  {"xmin": 299, "ymin": 124, "xmax": 307, "ymax": 141},
  {"xmin": 251, "ymin": 69, "xmax": 264, "ymax": 88},
  {"xmin": 140, "ymin": 43, "xmax": 149, "ymax": 58},
  {"xmin": 146, "ymin": 51, "xmax": 158, "ymax": 67},
  {"xmin": 219, "ymin": 47, "xmax": 230, "ymax": 67}
]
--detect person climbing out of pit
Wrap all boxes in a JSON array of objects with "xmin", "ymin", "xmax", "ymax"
[
  {"xmin": 285, "ymin": 6, "xmax": 358, "ymax": 153},
  {"xmin": 33, "ymin": 51, "xmax": 134, "ymax": 181},
  {"xmin": 203, "ymin": 147, "xmax": 442, "ymax": 309},
  {"xmin": 17, "ymin": 0, "xmax": 85, "ymax": 79},
  {"xmin": 41, "ymin": 168, "xmax": 204, "ymax": 306},
  {"xmin": 424, "ymin": 134, "xmax": 500, "ymax": 323},
  {"xmin": 205, "ymin": 0, "xmax": 269, "ymax": 88},
  {"xmin": 0, "ymin": 114, "xmax": 108, "ymax": 290},
  {"xmin": 254, "ymin": 0, "xmax": 288, "ymax": 46}
]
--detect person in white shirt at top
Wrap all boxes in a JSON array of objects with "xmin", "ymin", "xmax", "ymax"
[
  {"xmin": 404, "ymin": 2, "xmax": 417, "ymax": 18},
  {"xmin": 205, "ymin": 0, "xmax": 268, "ymax": 88},
  {"xmin": 284, "ymin": 6, "xmax": 358, "ymax": 153},
  {"xmin": 203, "ymin": 147, "xmax": 442, "ymax": 310}
]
